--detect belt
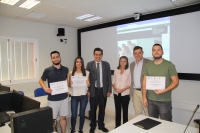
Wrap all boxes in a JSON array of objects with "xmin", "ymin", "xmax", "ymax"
[
  {"xmin": 95, "ymin": 87, "xmax": 103, "ymax": 89},
  {"xmin": 135, "ymin": 88, "xmax": 141, "ymax": 91}
]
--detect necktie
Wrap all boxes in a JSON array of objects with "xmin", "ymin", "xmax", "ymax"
[{"xmin": 97, "ymin": 63, "xmax": 100, "ymax": 88}]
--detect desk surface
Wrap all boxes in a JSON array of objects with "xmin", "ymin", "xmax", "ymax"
[{"xmin": 109, "ymin": 115, "xmax": 198, "ymax": 133}]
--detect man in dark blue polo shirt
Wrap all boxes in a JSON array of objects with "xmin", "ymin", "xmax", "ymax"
[{"xmin": 39, "ymin": 51, "xmax": 69, "ymax": 133}]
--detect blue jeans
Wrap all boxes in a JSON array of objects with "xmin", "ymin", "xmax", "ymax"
[
  {"xmin": 148, "ymin": 100, "xmax": 172, "ymax": 121},
  {"xmin": 71, "ymin": 94, "xmax": 88, "ymax": 131}
]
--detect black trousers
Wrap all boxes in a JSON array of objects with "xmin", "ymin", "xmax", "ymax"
[
  {"xmin": 89, "ymin": 88, "xmax": 107, "ymax": 129},
  {"xmin": 114, "ymin": 94, "xmax": 130, "ymax": 127}
]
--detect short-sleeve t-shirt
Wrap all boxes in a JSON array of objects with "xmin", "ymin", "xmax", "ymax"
[
  {"xmin": 143, "ymin": 59, "xmax": 177, "ymax": 101},
  {"xmin": 41, "ymin": 65, "xmax": 69, "ymax": 101}
]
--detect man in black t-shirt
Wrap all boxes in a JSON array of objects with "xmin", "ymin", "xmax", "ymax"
[{"xmin": 39, "ymin": 51, "xmax": 69, "ymax": 133}]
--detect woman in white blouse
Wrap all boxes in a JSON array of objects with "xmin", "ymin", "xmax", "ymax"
[
  {"xmin": 68, "ymin": 56, "xmax": 90, "ymax": 133},
  {"xmin": 112, "ymin": 56, "xmax": 131, "ymax": 128}
]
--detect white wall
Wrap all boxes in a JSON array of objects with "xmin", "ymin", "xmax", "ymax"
[{"xmin": 0, "ymin": 16, "xmax": 77, "ymax": 97}]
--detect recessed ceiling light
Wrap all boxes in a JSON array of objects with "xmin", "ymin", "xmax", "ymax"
[
  {"xmin": 0, "ymin": 0, "xmax": 19, "ymax": 5},
  {"xmin": 76, "ymin": 14, "xmax": 94, "ymax": 20},
  {"xmin": 19, "ymin": 0, "xmax": 41, "ymax": 9},
  {"xmin": 26, "ymin": 11, "xmax": 47, "ymax": 19},
  {"xmin": 85, "ymin": 16, "xmax": 102, "ymax": 22}
]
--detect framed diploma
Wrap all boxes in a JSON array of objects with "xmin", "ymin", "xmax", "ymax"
[
  {"xmin": 146, "ymin": 76, "xmax": 166, "ymax": 90},
  {"xmin": 50, "ymin": 80, "xmax": 68, "ymax": 95},
  {"xmin": 71, "ymin": 76, "xmax": 87, "ymax": 87}
]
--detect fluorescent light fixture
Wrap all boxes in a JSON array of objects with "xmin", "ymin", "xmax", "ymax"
[
  {"xmin": 76, "ymin": 14, "xmax": 94, "ymax": 20},
  {"xmin": 0, "ymin": 0, "xmax": 19, "ymax": 5},
  {"xmin": 85, "ymin": 16, "xmax": 102, "ymax": 22},
  {"xmin": 19, "ymin": 0, "xmax": 41, "ymax": 9}
]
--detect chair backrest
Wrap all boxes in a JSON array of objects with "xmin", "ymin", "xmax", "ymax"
[
  {"xmin": 18, "ymin": 91, "xmax": 24, "ymax": 95},
  {"xmin": 34, "ymin": 88, "xmax": 47, "ymax": 97}
]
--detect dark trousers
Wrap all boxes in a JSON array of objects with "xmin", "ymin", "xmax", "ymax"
[
  {"xmin": 148, "ymin": 100, "xmax": 172, "ymax": 122},
  {"xmin": 90, "ymin": 88, "xmax": 107, "ymax": 129},
  {"xmin": 71, "ymin": 94, "xmax": 88, "ymax": 131},
  {"xmin": 114, "ymin": 94, "xmax": 130, "ymax": 127}
]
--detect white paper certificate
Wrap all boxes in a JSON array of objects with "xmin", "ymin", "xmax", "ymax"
[
  {"xmin": 146, "ymin": 76, "xmax": 166, "ymax": 90},
  {"xmin": 71, "ymin": 76, "xmax": 87, "ymax": 87},
  {"xmin": 50, "ymin": 80, "xmax": 68, "ymax": 95}
]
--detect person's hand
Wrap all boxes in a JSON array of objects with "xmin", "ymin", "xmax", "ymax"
[
  {"xmin": 143, "ymin": 98, "xmax": 148, "ymax": 108},
  {"xmin": 154, "ymin": 89, "xmax": 165, "ymax": 95},
  {"xmin": 87, "ymin": 92, "xmax": 90, "ymax": 98},
  {"xmin": 107, "ymin": 92, "xmax": 111, "ymax": 97},
  {"xmin": 117, "ymin": 88, "xmax": 124, "ymax": 93},
  {"xmin": 44, "ymin": 88, "xmax": 52, "ymax": 94}
]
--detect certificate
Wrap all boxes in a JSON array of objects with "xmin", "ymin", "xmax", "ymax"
[
  {"xmin": 146, "ymin": 76, "xmax": 165, "ymax": 90},
  {"xmin": 71, "ymin": 76, "xmax": 87, "ymax": 87},
  {"xmin": 50, "ymin": 80, "xmax": 68, "ymax": 95}
]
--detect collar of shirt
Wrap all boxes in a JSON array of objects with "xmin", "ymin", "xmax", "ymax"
[
  {"xmin": 134, "ymin": 58, "xmax": 143, "ymax": 65},
  {"xmin": 52, "ymin": 65, "xmax": 63, "ymax": 70},
  {"xmin": 95, "ymin": 61, "xmax": 102, "ymax": 66}
]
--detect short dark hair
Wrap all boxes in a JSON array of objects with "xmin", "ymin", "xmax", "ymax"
[
  {"xmin": 117, "ymin": 56, "xmax": 129, "ymax": 70},
  {"xmin": 72, "ymin": 56, "xmax": 86, "ymax": 76},
  {"xmin": 153, "ymin": 43, "xmax": 163, "ymax": 51},
  {"xmin": 133, "ymin": 46, "xmax": 143, "ymax": 52},
  {"xmin": 93, "ymin": 48, "xmax": 103, "ymax": 55},
  {"xmin": 50, "ymin": 51, "xmax": 60, "ymax": 58}
]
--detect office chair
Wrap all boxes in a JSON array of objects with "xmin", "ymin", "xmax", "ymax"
[
  {"xmin": 34, "ymin": 88, "xmax": 47, "ymax": 97},
  {"xmin": 18, "ymin": 91, "xmax": 24, "ymax": 95}
]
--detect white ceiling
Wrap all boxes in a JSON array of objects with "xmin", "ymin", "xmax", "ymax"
[{"xmin": 0, "ymin": 0, "xmax": 200, "ymax": 28}]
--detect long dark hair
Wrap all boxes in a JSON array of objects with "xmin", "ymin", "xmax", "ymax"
[
  {"xmin": 117, "ymin": 56, "xmax": 129, "ymax": 70},
  {"xmin": 72, "ymin": 56, "xmax": 86, "ymax": 76}
]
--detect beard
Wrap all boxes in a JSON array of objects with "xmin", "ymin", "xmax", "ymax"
[
  {"xmin": 52, "ymin": 60, "xmax": 61, "ymax": 65},
  {"xmin": 153, "ymin": 55, "xmax": 162, "ymax": 59}
]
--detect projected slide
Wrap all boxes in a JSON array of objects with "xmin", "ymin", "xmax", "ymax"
[{"xmin": 117, "ymin": 17, "xmax": 170, "ymax": 60}]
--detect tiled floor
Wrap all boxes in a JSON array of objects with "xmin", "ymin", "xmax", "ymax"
[{"xmin": 56, "ymin": 108, "xmax": 134, "ymax": 133}]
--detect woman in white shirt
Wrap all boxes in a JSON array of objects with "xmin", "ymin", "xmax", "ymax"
[
  {"xmin": 68, "ymin": 56, "xmax": 90, "ymax": 133},
  {"xmin": 112, "ymin": 56, "xmax": 131, "ymax": 128}
]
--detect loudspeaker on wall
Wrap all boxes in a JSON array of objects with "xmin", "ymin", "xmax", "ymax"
[{"xmin": 57, "ymin": 28, "xmax": 65, "ymax": 36}]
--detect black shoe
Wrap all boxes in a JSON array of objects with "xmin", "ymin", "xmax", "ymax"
[
  {"xmin": 89, "ymin": 128, "xmax": 95, "ymax": 133},
  {"xmin": 79, "ymin": 130, "xmax": 83, "ymax": 133},
  {"xmin": 70, "ymin": 129, "xmax": 75, "ymax": 133},
  {"xmin": 98, "ymin": 127, "xmax": 109, "ymax": 132}
]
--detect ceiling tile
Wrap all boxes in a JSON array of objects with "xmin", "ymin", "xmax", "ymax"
[
  {"xmin": 0, "ymin": 12, "xmax": 19, "ymax": 18},
  {"xmin": 40, "ymin": 19, "xmax": 78, "ymax": 28},
  {"xmin": 0, "ymin": 0, "xmax": 199, "ymax": 28},
  {"xmin": 32, "ymin": 2, "xmax": 66, "ymax": 15},
  {"xmin": 109, "ymin": 1, "xmax": 149, "ymax": 16},
  {"xmin": 92, "ymin": 9, "xmax": 124, "ymax": 19},
  {"xmin": 0, "ymin": 3, "xmax": 28, "ymax": 18},
  {"xmin": 70, "ymin": 1, "xmax": 105, "ymax": 13},
  {"xmin": 172, "ymin": 0, "xmax": 200, "ymax": 7},
  {"xmin": 44, "ymin": 0, "xmax": 87, "ymax": 8},
  {"xmin": 43, "ymin": 14, "xmax": 88, "ymax": 27},
  {"xmin": 23, "ymin": 3, "xmax": 85, "ymax": 19},
  {"xmin": 146, "ymin": 3, "xmax": 176, "ymax": 13},
  {"xmin": 87, "ymin": 0, "xmax": 131, "ymax": 8},
  {"xmin": 17, "ymin": 16, "xmax": 41, "ymax": 22},
  {"xmin": 136, "ymin": 0, "xmax": 173, "ymax": 8}
]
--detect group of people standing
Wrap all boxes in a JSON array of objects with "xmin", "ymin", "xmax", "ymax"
[{"xmin": 39, "ymin": 43, "xmax": 179, "ymax": 133}]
